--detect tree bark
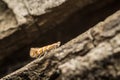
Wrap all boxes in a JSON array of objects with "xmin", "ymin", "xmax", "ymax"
[
  {"xmin": 0, "ymin": 0, "xmax": 116, "ymax": 61},
  {"xmin": 1, "ymin": 9, "xmax": 120, "ymax": 80}
]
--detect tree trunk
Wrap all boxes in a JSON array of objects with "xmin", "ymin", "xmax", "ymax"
[{"xmin": 0, "ymin": 0, "xmax": 120, "ymax": 80}]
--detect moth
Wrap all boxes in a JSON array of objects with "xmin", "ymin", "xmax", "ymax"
[{"xmin": 30, "ymin": 41, "xmax": 61, "ymax": 58}]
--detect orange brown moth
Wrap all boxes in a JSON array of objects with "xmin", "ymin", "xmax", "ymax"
[{"xmin": 30, "ymin": 41, "xmax": 61, "ymax": 58}]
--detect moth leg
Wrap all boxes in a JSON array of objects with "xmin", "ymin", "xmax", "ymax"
[
  {"xmin": 44, "ymin": 51, "xmax": 48, "ymax": 57},
  {"xmin": 38, "ymin": 52, "xmax": 44, "ymax": 58}
]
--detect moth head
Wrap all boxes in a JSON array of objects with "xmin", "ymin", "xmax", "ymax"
[{"xmin": 30, "ymin": 48, "xmax": 40, "ymax": 58}]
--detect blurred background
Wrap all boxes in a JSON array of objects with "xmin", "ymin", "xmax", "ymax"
[{"xmin": 0, "ymin": 0, "xmax": 120, "ymax": 78}]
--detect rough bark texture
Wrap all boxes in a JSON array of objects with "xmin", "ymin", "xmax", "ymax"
[
  {"xmin": 0, "ymin": 0, "xmax": 120, "ymax": 80},
  {"xmin": 0, "ymin": 0, "xmax": 66, "ymax": 60},
  {"xmin": 1, "ymin": 9, "xmax": 120, "ymax": 80},
  {"xmin": 0, "ymin": 0, "xmax": 104, "ymax": 60}
]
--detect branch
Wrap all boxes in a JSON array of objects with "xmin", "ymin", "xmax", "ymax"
[
  {"xmin": 1, "ymin": 9, "xmax": 120, "ymax": 80},
  {"xmin": 0, "ymin": 0, "xmax": 105, "ymax": 60}
]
